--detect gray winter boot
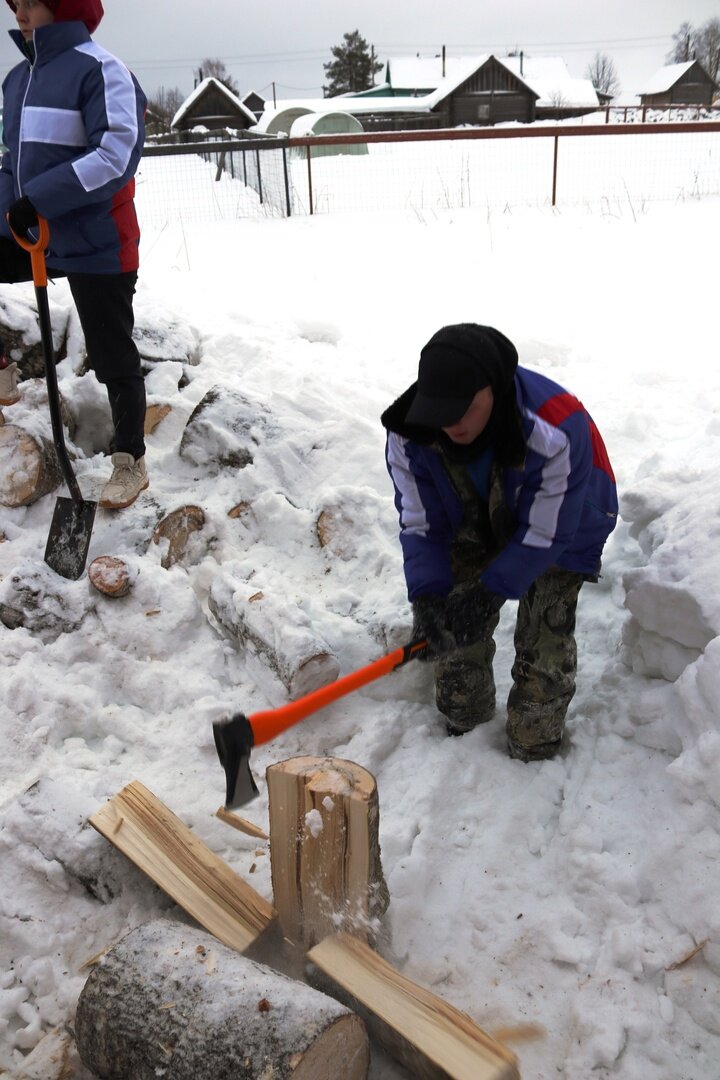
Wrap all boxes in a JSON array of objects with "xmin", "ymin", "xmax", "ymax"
[
  {"xmin": 0, "ymin": 361, "xmax": 19, "ymax": 406},
  {"xmin": 99, "ymin": 453, "xmax": 149, "ymax": 509}
]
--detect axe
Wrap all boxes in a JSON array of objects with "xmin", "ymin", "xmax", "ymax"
[{"xmin": 213, "ymin": 639, "xmax": 426, "ymax": 808}]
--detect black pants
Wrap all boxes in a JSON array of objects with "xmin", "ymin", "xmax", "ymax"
[{"xmin": 0, "ymin": 237, "xmax": 146, "ymax": 459}]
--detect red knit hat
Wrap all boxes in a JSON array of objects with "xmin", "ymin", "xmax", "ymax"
[{"xmin": 6, "ymin": 0, "xmax": 104, "ymax": 33}]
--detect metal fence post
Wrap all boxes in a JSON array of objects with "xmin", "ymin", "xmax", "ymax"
[
  {"xmin": 256, "ymin": 148, "xmax": 263, "ymax": 205},
  {"xmin": 306, "ymin": 145, "xmax": 314, "ymax": 216},
  {"xmin": 282, "ymin": 147, "xmax": 292, "ymax": 217}
]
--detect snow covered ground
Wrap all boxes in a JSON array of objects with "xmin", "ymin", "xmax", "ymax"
[{"xmin": 1, "ymin": 167, "xmax": 719, "ymax": 1078}]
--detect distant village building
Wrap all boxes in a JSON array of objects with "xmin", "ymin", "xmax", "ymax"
[
  {"xmin": 171, "ymin": 77, "xmax": 257, "ymax": 134},
  {"xmin": 639, "ymin": 61, "xmax": 718, "ymax": 108},
  {"xmin": 241, "ymin": 91, "xmax": 266, "ymax": 123},
  {"xmin": 256, "ymin": 53, "xmax": 601, "ymax": 133}
]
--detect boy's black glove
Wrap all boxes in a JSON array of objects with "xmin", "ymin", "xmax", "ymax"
[
  {"xmin": 447, "ymin": 581, "xmax": 504, "ymax": 648},
  {"xmin": 7, "ymin": 196, "xmax": 38, "ymax": 239},
  {"xmin": 411, "ymin": 593, "xmax": 456, "ymax": 661}
]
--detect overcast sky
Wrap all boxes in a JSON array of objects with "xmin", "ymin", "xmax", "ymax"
[{"xmin": 1, "ymin": 0, "xmax": 718, "ymax": 105}]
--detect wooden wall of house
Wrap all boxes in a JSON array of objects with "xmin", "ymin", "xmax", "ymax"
[
  {"xmin": 642, "ymin": 65, "xmax": 716, "ymax": 108},
  {"xmin": 178, "ymin": 88, "xmax": 254, "ymax": 130},
  {"xmin": 448, "ymin": 58, "xmax": 536, "ymax": 125},
  {"xmin": 357, "ymin": 112, "xmax": 448, "ymax": 132}
]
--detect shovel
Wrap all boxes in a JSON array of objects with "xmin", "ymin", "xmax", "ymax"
[
  {"xmin": 11, "ymin": 216, "xmax": 96, "ymax": 580},
  {"xmin": 213, "ymin": 638, "xmax": 427, "ymax": 808}
]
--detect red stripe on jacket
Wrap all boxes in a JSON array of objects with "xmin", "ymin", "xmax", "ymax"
[
  {"xmin": 111, "ymin": 179, "xmax": 140, "ymax": 273},
  {"xmin": 537, "ymin": 392, "xmax": 615, "ymax": 481}
]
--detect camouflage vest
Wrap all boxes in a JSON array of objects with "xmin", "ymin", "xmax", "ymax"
[{"xmin": 435, "ymin": 446, "xmax": 518, "ymax": 584}]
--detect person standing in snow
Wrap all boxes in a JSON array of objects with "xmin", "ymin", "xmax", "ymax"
[
  {"xmin": 0, "ymin": 0, "xmax": 149, "ymax": 509},
  {"xmin": 382, "ymin": 323, "xmax": 618, "ymax": 761}
]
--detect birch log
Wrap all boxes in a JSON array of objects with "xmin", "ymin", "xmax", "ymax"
[
  {"xmin": 0, "ymin": 423, "xmax": 61, "ymax": 507},
  {"xmin": 75, "ymin": 919, "xmax": 370, "ymax": 1080},
  {"xmin": 208, "ymin": 572, "xmax": 340, "ymax": 697},
  {"xmin": 267, "ymin": 757, "xmax": 389, "ymax": 949}
]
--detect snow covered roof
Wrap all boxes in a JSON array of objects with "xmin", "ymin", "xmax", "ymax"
[
  {"xmin": 171, "ymin": 77, "xmax": 257, "ymax": 129},
  {"xmin": 640, "ymin": 61, "xmax": 699, "ymax": 94},
  {"xmin": 257, "ymin": 53, "xmax": 602, "ymax": 130},
  {"xmin": 501, "ymin": 56, "xmax": 600, "ymax": 108}
]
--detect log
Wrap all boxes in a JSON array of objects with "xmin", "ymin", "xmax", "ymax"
[
  {"xmin": 208, "ymin": 572, "xmax": 340, "ymax": 698},
  {"xmin": 144, "ymin": 402, "xmax": 172, "ymax": 435},
  {"xmin": 0, "ymin": 423, "xmax": 62, "ymax": 507},
  {"xmin": 151, "ymin": 504, "xmax": 206, "ymax": 568},
  {"xmin": 88, "ymin": 556, "xmax": 132, "ymax": 598},
  {"xmin": 89, "ymin": 780, "xmax": 276, "ymax": 952},
  {"xmin": 308, "ymin": 934, "xmax": 519, "ymax": 1080},
  {"xmin": 267, "ymin": 757, "xmax": 389, "ymax": 949},
  {"xmin": 75, "ymin": 918, "xmax": 370, "ymax": 1080}
]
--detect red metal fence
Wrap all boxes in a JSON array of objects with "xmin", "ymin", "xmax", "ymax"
[{"xmin": 137, "ymin": 121, "xmax": 720, "ymax": 227}]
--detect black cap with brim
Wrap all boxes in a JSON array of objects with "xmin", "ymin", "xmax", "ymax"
[{"xmin": 405, "ymin": 390, "xmax": 474, "ymax": 429}]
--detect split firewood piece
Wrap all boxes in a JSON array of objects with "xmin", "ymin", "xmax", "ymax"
[
  {"xmin": 144, "ymin": 402, "xmax": 172, "ymax": 436},
  {"xmin": 267, "ymin": 757, "xmax": 389, "ymax": 950},
  {"xmin": 0, "ymin": 423, "xmax": 62, "ymax": 507},
  {"xmin": 216, "ymin": 805, "xmax": 269, "ymax": 840},
  {"xmin": 151, "ymin": 504, "xmax": 205, "ymax": 568},
  {"xmin": 88, "ymin": 556, "xmax": 132, "ymax": 598},
  {"xmin": 208, "ymin": 574, "xmax": 340, "ymax": 698},
  {"xmin": 89, "ymin": 780, "xmax": 276, "ymax": 953},
  {"xmin": 75, "ymin": 919, "xmax": 370, "ymax": 1080},
  {"xmin": 10, "ymin": 1026, "xmax": 75, "ymax": 1080},
  {"xmin": 308, "ymin": 933, "xmax": 520, "ymax": 1080}
]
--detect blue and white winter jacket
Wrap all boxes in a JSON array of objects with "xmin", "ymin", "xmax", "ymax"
[
  {"xmin": 0, "ymin": 20, "xmax": 146, "ymax": 273},
  {"xmin": 383, "ymin": 366, "xmax": 618, "ymax": 601}
]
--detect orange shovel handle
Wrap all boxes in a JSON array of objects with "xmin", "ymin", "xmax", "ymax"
[{"xmin": 8, "ymin": 215, "xmax": 50, "ymax": 287}]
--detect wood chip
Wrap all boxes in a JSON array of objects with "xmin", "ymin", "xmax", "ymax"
[{"xmin": 215, "ymin": 805, "xmax": 269, "ymax": 840}]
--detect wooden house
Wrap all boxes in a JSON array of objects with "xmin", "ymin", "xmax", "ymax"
[
  {"xmin": 241, "ymin": 91, "xmax": 266, "ymax": 123},
  {"xmin": 639, "ymin": 61, "xmax": 718, "ymax": 108},
  {"xmin": 259, "ymin": 53, "xmax": 600, "ymax": 133},
  {"xmin": 171, "ymin": 77, "xmax": 257, "ymax": 133}
]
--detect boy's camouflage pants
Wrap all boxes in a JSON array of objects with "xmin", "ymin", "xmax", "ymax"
[{"xmin": 434, "ymin": 567, "xmax": 584, "ymax": 759}]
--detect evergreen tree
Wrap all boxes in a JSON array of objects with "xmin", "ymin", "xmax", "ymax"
[{"xmin": 323, "ymin": 30, "xmax": 383, "ymax": 96}]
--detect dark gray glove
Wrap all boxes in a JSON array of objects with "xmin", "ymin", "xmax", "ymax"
[
  {"xmin": 7, "ymin": 196, "xmax": 38, "ymax": 240},
  {"xmin": 411, "ymin": 593, "xmax": 456, "ymax": 661},
  {"xmin": 447, "ymin": 581, "xmax": 504, "ymax": 648}
]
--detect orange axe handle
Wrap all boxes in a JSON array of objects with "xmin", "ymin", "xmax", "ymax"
[{"xmin": 248, "ymin": 638, "xmax": 427, "ymax": 746}]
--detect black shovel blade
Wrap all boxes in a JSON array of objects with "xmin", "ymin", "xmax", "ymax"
[{"xmin": 44, "ymin": 497, "xmax": 97, "ymax": 580}]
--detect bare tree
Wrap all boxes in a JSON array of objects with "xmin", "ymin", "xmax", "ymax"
[
  {"xmin": 667, "ymin": 17, "xmax": 720, "ymax": 81},
  {"xmin": 196, "ymin": 59, "xmax": 239, "ymax": 97},
  {"xmin": 586, "ymin": 52, "xmax": 620, "ymax": 97},
  {"xmin": 147, "ymin": 86, "xmax": 185, "ymax": 132},
  {"xmin": 695, "ymin": 17, "xmax": 720, "ymax": 81},
  {"xmin": 667, "ymin": 21, "xmax": 695, "ymax": 63}
]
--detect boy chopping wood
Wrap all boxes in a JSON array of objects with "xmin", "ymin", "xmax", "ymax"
[
  {"xmin": 0, "ymin": 0, "xmax": 149, "ymax": 510},
  {"xmin": 381, "ymin": 323, "xmax": 618, "ymax": 761}
]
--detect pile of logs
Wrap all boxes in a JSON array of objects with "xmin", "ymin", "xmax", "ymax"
[{"xmin": 80, "ymin": 766, "xmax": 522, "ymax": 1080}]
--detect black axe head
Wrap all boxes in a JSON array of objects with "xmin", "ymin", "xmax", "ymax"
[{"xmin": 212, "ymin": 713, "xmax": 259, "ymax": 809}]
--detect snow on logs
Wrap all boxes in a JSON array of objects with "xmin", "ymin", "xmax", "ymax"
[
  {"xmin": 75, "ymin": 918, "xmax": 370, "ymax": 1080},
  {"xmin": 208, "ymin": 569, "xmax": 340, "ymax": 697},
  {"xmin": 0, "ymin": 423, "xmax": 62, "ymax": 507}
]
